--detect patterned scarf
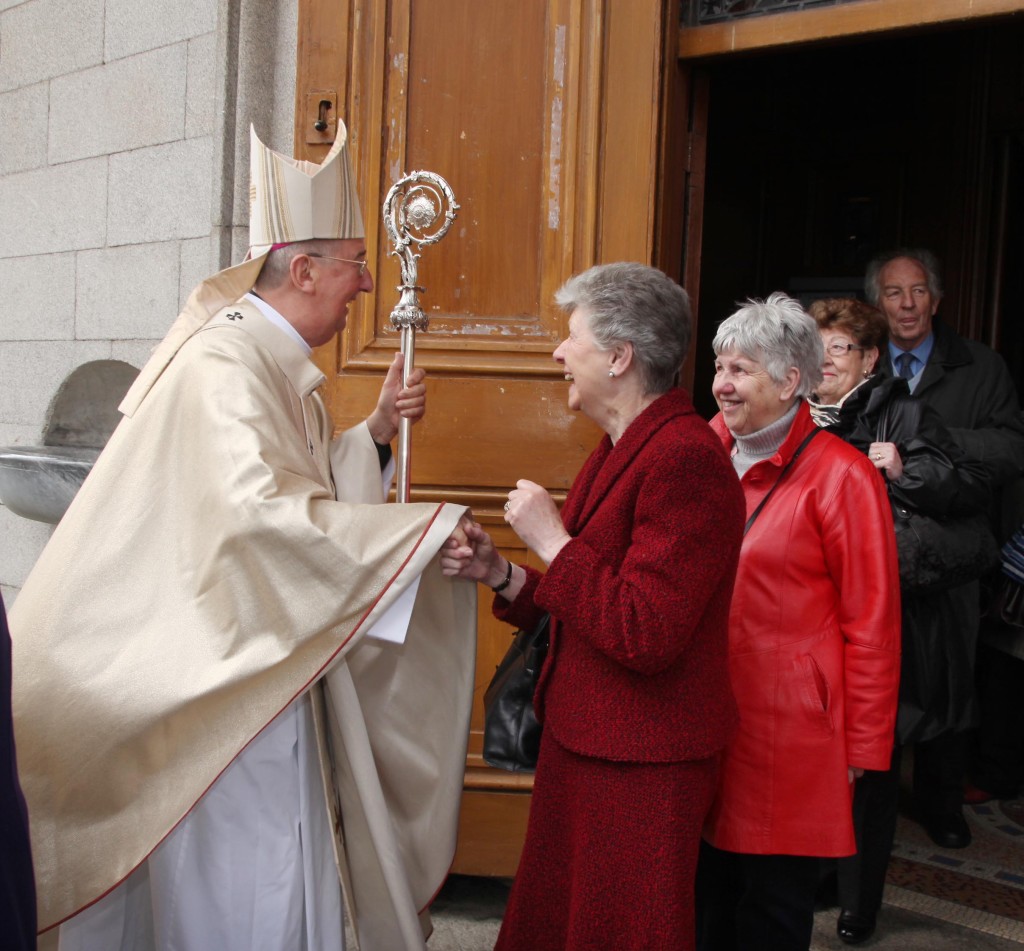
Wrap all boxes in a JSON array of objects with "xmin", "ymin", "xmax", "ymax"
[{"xmin": 807, "ymin": 376, "xmax": 876, "ymax": 429}]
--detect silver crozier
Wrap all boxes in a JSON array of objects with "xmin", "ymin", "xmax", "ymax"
[{"xmin": 382, "ymin": 172, "xmax": 459, "ymax": 502}]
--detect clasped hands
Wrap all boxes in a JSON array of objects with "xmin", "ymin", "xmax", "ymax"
[
  {"xmin": 442, "ymin": 480, "xmax": 571, "ymax": 584},
  {"xmin": 365, "ymin": 359, "xmax": 572, "ymax": 581}
]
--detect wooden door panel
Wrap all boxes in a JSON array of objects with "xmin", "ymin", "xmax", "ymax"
[
  {"xmin": 402, "ymin": 1, "xmax": 549, "ymax": 321},
  {"xmin": 324, "ymin": 375, "xmax": 596, "ymax": 491},
  {"xmin": 342, "ymin": 0, "xmax": 593, "ymax": 382}
]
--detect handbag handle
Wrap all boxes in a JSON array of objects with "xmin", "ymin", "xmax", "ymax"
[
  {"xmin": 874, "ymin": 389, "xmax": 907, "ymax": 447},
  {"xmin": 744, "ymin": 428, "xmax": 819, "ymax": 535}
]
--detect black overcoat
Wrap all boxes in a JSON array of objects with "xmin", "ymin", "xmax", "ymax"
[
  {"xmin": 825, "ymin": 372, "xmax": 992, "ymax": 741},
  {"xmin": 874, "ymin": 319, "xmax": 1024, "ymax": 739}
]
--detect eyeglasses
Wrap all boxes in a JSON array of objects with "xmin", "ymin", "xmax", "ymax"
[
  {"xmin": 307, "ymin": 253, "xmax": 370, "ymax": 276},
  {"xmin": 825, "ymin": 342, "xmax": 867, "ymax": 358}
]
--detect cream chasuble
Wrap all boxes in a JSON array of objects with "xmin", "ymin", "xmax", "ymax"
[{"xmin": 10, "ymin": 298, "xmax": 477, "ymax": 948}]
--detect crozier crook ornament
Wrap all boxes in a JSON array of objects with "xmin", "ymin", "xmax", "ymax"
[{"xmin": 383, "ymin": 172, "xmax": 458, "ymax": 502}]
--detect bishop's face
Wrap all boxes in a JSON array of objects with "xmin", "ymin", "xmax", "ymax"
[{"xmin": 304, "ymin": 239, "xmax": 374, "ymax": 347}]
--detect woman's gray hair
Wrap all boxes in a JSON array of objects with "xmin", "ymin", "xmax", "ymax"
[
  {"xmin": 864, "ymin": 248, "xmax": 943, "ymax": 305},
  {"xmin": 554, "ymin": 262, "xmax": 691, "ymax": 396},
  {"xmin": 712, "ymin": 292, "xmax": 823, "ymax": 397}
]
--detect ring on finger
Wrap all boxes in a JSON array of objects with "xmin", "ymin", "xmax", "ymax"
[{"xmin": 504, "ymin": 501, "xmax": 511, "ymax": 512}]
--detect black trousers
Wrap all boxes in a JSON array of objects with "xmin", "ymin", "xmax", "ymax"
[
  {"xmin": 970, "ymin": 642, "xmax": 1024, "ymax": 797},
  {"xmin": 836, "ymin": 746, "xmax": 902, "ymax": 920},
  {"xmin": 837, "ymin": 731, "xmax": 973, "ymax": 922},
  {"xmin": 695, "ymin": 841, "xmax": 820, "ymax": 951},
  {"xmin": 913, "ymin": 731, "xmax": 969, "ymax": 817}
]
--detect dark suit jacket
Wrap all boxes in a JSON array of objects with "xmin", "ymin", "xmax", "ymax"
[
  {"xmin": 880, "ymin": 317, "xmax": 1024, "ymax": 738},
  {"xmin": 495, "ymin": 387, "xmax": 745, "ymax": 763},
  {"xmin": 880, "ymin": 317, "xmax": 1024, "ymax": 490}
]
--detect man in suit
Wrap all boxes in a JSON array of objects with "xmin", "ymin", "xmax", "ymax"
[{"xmin": 865, "ymin": 247, "xmax": 1024, "ymax": 848}]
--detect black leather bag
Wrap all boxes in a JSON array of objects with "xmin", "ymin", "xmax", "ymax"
[
  {"xmin": 890, "ymin": 502, "xmax": 1000, "ymax": 591},
  {"xmin": 482, "ymin": 613, "xmax": 550, "ymax": 772},
  {"xmin": 875, "ymin": 395, "xmax": 1000, "ymax": 591}
]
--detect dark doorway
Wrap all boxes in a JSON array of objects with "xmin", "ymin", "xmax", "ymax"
[{"xmin": 691, "ymin": 19, "xmax": 1024, "ymax": 418}]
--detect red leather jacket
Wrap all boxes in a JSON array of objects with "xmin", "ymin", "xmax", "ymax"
[
  {"xmin": 495, "ymin": 387, "xmax": 745, "ymax": 763},
  {"xmin": 704, "ymin": 403, "xmax": 901, "ymax": 857}
]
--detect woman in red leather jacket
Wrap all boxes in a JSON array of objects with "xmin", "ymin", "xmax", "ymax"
[
  {"xmin": 443, "ymin": 263, "xmax": 746, "ymax": 951},
  {"xmin": 695, "ymin": 292, "xmax": 901, "ymax": 951}
]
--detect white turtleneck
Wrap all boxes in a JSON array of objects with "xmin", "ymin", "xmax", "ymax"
[{"xmin": 729, "ymin": 400, "xmax": 800, "ymax": 478}]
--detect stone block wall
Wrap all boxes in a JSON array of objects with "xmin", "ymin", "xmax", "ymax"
[{"xmin": 0, "ymin": 0, "xmax": 297, "ymax": 604}]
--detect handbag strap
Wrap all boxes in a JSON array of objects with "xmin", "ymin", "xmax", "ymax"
[
  {"xmin": 875, "ymin": 386, "xmax": 913, "ymax": 447},
  {"xmin": 744, "ymin": 428, "xmax": 820, "ymax": 536}
]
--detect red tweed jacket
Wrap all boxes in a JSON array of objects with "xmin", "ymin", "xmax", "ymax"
[{"xmin": 494, "ymin": 387, "xmax": 745, "ymax": 763}]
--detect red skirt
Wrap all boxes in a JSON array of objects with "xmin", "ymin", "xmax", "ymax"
[{"xmin": 494, "ymin": 730, "xmax": 718, "ymax": 951}]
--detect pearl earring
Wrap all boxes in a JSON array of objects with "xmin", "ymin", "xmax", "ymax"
[{"xmin": 608, "ymin": 370, "xmax": 615, "ymax": 378}]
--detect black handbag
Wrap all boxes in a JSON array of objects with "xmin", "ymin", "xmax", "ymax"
[
  {"xmin": 482, "ymin": 612, "xmax": 550, "ymax": 772},
  {"xmin": 890, "ymin": 503, "xmax": 1000, "ymax": 591},
  {"xmin": 874, "ymin": 395, "xmax": 1000, "ymax": 590}
]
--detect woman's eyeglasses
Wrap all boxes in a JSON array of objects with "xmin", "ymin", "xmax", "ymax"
[{"xmin": 825, "ymin": 343, "xmax": 866, "ymax": 358}]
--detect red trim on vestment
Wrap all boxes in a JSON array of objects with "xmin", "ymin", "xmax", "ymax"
[{"xmin": 46, "ymin": 501, "xmax": 453, "ymax": 932}]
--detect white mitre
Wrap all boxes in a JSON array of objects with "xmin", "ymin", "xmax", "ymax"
[
  {"xmin": 249, "ymin": 123, "xmax": 364, "ymax": 255},
  {"xmin": 121, "ymin": 123, "xmax": 364, "ymax": 415}
]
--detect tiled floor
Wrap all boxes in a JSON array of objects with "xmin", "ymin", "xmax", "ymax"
[
  {"xmin": 427, "ymin": 874, "xmax": 1024, "ymax": 950},
  {"xmin": 36, "ymin": 795, "xmax": 1024, "ymax": 949},
  {"xmin": 428, "ymin": 796, "xmax": 1024, "ymax": 950}
]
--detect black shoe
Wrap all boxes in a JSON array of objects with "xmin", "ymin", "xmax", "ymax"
[
  {"xmin": 837, "ymin": 910, "xmax": 876, "ymax": 945},
  {"xmin": 922, "ymin": 810, "xmax": 972, "ymax": 849}
]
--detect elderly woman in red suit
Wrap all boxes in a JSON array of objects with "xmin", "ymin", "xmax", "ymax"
[
  {"xmin": 442, "ymin": 262, "xmax": 746, "ymax": 951},
  {"xmin": 695, "ymin": 292, "xmax": 902, "ymax": 951}
]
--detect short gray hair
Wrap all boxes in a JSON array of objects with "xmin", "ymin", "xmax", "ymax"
[
  {"xmin": 254, "ymin": 239, "xmax": 340, "ymax": 291},
  {"xmin": 554, "ymin": 262, "xmax": 692, "ymax": 395},
  {"xmin": 864, "ymin": 248, "xmax": 943, "ymax": 306},
  {"xmin": 712, "ymin": 292, "xmax": 823, "ymax": 397}
]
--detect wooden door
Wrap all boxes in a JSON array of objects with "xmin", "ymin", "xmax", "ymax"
[{"xmin": 295, "ymin": 0, "xmax": 679, "ymax": 875}]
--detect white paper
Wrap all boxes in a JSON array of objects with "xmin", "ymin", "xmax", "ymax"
[{"xmin": 364, "ymin": 574, "xmax": 420, "ymax": 645}]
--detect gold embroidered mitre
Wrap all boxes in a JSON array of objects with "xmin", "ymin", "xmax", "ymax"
[
  {"xmin": 121, "ymin": 123, "xmax": 365, "ymax": 416},
  {"xmin": 248, "ymin": 122, "xmax": 365, "ymax": 256}
]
